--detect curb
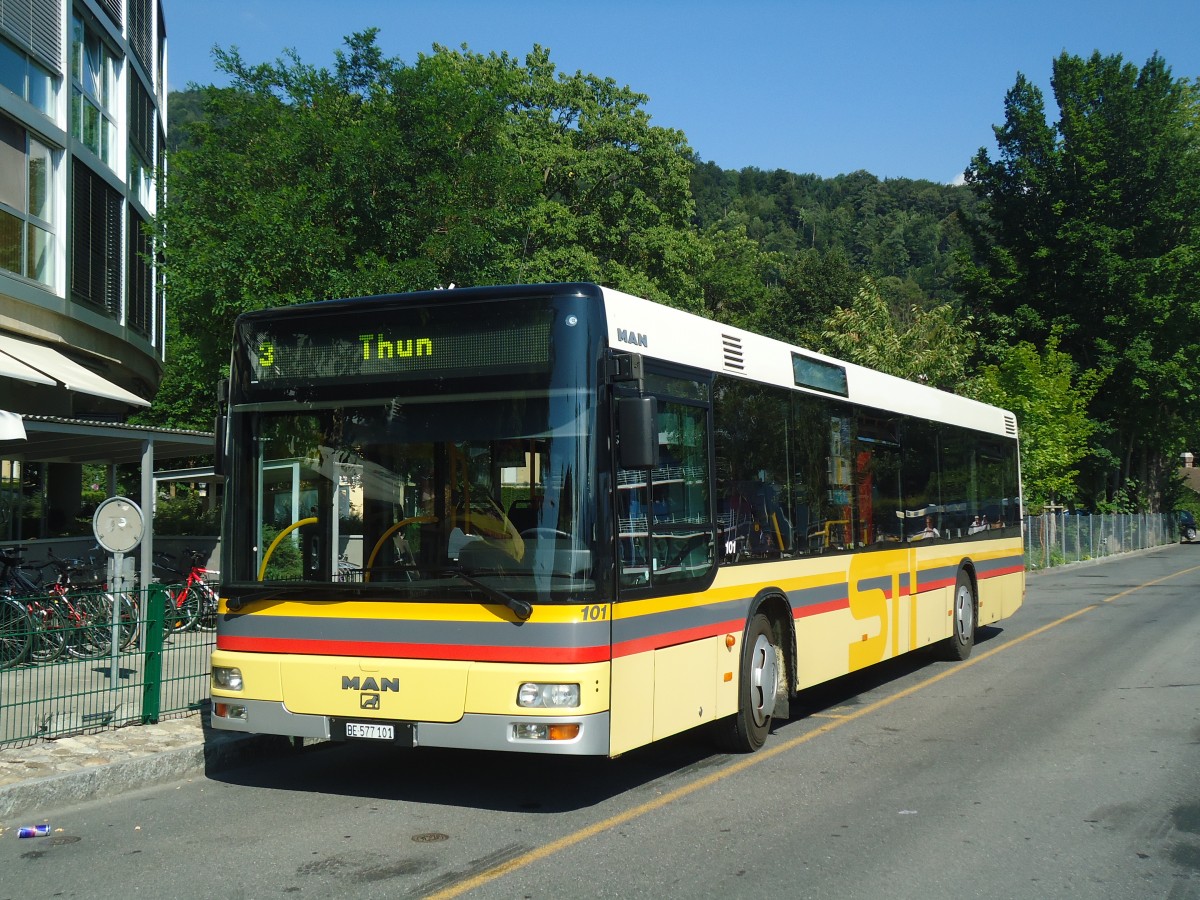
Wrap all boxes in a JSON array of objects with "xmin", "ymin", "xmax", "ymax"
[{"xmin": 0, "ymin": 731, "xmax": 290, "ymax": 820}]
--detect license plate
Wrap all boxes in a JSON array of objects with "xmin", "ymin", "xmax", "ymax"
[
  {"xmin": 346, "ymin": 722, "xmax": 393, "ymax": 740},
  {"xmin": 331, "ymin": 718, "xmax": 414, "ymax": 746}
]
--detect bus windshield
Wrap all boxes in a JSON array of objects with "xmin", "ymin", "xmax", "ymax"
[{"xmin": 232, "ymin": 387, "xmax": 599, "ymax": 601}]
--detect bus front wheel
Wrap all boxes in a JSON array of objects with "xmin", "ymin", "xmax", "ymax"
[{"xmin": 714, "ymin": 613, "xmax": 778, "ymax": 753}]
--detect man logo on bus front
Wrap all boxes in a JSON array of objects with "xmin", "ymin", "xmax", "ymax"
[{"xmin": 360, "ymin": 694, "xmax": 380, "ymax": 710}]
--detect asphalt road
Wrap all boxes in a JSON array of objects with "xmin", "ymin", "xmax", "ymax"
[{"xmin": 3, "ymin": 546, "xmax": 1199, "ymax": 900}]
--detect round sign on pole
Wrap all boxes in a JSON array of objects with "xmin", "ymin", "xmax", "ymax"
[{"xmin": 93, "ymin": 496, "xmax": 144, "ymax": 553}]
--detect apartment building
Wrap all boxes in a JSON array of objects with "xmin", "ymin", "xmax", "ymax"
[{"xmin": 0, "ymin": 0, "xmax": 183, "ymax": 541}]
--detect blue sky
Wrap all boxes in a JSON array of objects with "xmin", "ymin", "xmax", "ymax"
[{"xmin": 162, "ymin": 1, "xmax": 1200, "ymax": 185}]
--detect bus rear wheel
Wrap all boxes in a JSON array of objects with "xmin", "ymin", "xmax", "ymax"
[
  {"xmin": 940, "ymin": 569, "xmax": 976, "ymax": 661},
  {"xmin": 714, "ymin": 613, "xmax": 778, "ymax": 753}
]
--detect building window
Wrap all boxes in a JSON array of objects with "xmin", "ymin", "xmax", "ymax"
[
  {"xmin": 128, "ymin": 77, "xmax": 155, "ymax": 211},
  {"xmin": 156, "ymin": 0, "xmax": 165, "ymax": 104},
  {"xmin": 70, "ymin": 13, "xmax": 118, "ymax": 168},
  {"xmin": 128, "ymin": 0, "xmax": 153, "ymax": 81},
  {"xmin": 127, "ymin": 206, "xmax": 152, "ymax": 335},
  {"xmin": 71, "ymin": 158, "xmax": 121, "ymax": 315},
  {"xmin": 0, "ymin": 0, "xmax": 62, "ymax": 79},
  {"xmin": 0, "ymin": 113, "xmax": 55, "ymax": 288},
  {"xmin": 95, "ymin": 0, "xmax": 121, "ymax": 29},
  {"xmin": 0, "ymin": 35, "xmax": 55, "ymax": 116}
]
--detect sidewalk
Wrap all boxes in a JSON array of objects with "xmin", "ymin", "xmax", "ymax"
[{"xmin": 0, "ymin": 710, "xmax": 293, "ymax": 821}]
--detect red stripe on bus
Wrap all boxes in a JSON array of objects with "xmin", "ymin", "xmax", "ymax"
[
  {"xmin": 979, "ymin": 565, "xmax": 1024, "ymax": 579},
  {"xmin": 920, "ymin": 577, "xmax": 957, "ymax": 591},
  {"xmin": 794, "ymin": 597, "xmax": 849, "ymax": 618},
  {"xmin": 217, "ymin": 635, "xmax": 611, "ymax": 664},
  {"xmin": 612, "ymin": 617, "xmax": 746, "ymax": 658}
]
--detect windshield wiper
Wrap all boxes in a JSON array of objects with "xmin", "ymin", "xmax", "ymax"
[
  {"xmin": 443, "ymin": 566, "xmax": 532, "ymax": 621},
  {"xmin": 234, "ymin": 567, "xmax": 533, "ymax": 622},
  {"xmin": 224, "ymin": 584, "xmax": 312, "ymax": 610}
]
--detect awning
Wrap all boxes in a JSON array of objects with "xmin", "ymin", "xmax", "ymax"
[
  {"xmin": 0, "ymin": 410, "xmax": 25, "ymax": 441},
  {"xmin": 0, "ymin": 349, "xmax": 55, "ymax": 386},
  {"xmin": 0, "ymin": 332, "xmax": 150, "ymax": 407},
  {"xmin": 0, "ymin": 415, "xmax": 213, "ymax": 465}
]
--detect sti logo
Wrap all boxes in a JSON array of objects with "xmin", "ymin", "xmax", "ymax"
[{"xmin": 617, "ymin": 328, "xmax": 648, "ymax": 348}]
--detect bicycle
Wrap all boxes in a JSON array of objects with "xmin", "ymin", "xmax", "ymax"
[
  {"xmin": 38, "ymin": 550, "xmax": 141, "ymax": 657},
  {"xmin": 0, "ymin": 547, "xmax": 111, "ymax": 662},
  {"xmin": 0, "ymin": 594, "xmax": 32, "ymax": 669},
  {"xmin": 58, "ymin": 547, "xmax": 140, "ymax": 651},
  {"xmin": 154, "ymin": 549, "xmax": 219, "ymax": 632}
]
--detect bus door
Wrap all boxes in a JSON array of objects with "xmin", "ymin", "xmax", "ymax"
[{"xmin": 612, "ymin": 367, "xmax": 715, "ymax": 593}]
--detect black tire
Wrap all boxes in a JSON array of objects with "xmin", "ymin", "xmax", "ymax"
[
  {"xmin": 29, "ymin": 602, "xmax": 67, "ymax": 663},
  {"xmin": 0, "ymin": 598, "xmax": 32, "ymax": 669},
  {"xmin": 1186, "ymin": 527, "xmax": 1197, "ymax": 543},
  {"xmin": 65, "ymin": 594, "xmax": 112, "ymax": 659},
  {"xmin": 164, "ymin": 584, "xmax": 199, "ymax": 633},
  {"xmin": 714, "ymin": 613, "xmax": 779, "ymax": 753},
  {"xmin": 111, "ymin": 593, "xmax": 140, "ymax": 649},
  {"xmin": 194, "ymin": 583, "xmax": 218, "ymax": 632},
  {"xmin": 939, "ymin": 569, "xmax": 976, "ymax": 661}
]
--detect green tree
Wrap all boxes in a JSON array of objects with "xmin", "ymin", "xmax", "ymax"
[
  {"xmin": 964, "ymin": 51, "xmax": 1200, "ymax": 508},
  {"xmin": 968, "ymin": 335, "xmax": 1100, "ymax": 508},
  {"xmin": 756, "ymin": 247, "xmax": 861, "ymax": 347},
  {"xmin": 495, "ymin": 45, "xmax": 704, "ymax": 308},
  {"xmin": 814, "ymin": 277, "xmax": 975, "ymax": 391}
]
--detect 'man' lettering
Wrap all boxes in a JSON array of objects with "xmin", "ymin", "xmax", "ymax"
[
  {"xmin": 617, "ymin": 328, "xmax": 648, "ymax": 348},
  {"xmin": 341, "ymin": 676, "xmax": 400, "ymax": 692}
]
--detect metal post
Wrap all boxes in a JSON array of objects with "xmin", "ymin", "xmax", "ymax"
[
  {"xmin": 141, "ymin": 583, "xmax": 166, "ymax": 723},
  {"xmin": 110, "ymin": 550, "xmax": 125, "ymax": 688},
  {"xmin": 141, "ymin": 438, "xmax": 154, "ymax": 627}
]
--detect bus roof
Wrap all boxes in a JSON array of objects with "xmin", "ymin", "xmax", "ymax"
[{"xmin": 598, "ymin": 286, "xmax": 1017, "ymax": 440}]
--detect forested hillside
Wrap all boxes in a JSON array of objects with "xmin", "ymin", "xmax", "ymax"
[{"xmin": 691, "ymin": 163, "xmax": 979, "ymax": 306}]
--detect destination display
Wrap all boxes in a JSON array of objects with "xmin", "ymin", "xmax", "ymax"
[{"xmin": 240, "ymin": 305, "xmax": 554, "ymax": 384}]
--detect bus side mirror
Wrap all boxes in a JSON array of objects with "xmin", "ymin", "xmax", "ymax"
[{"xmin": 617, "ymin": 396, "xmax": 658, "ymax": 470}]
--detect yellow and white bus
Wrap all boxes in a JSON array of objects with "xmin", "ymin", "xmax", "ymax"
[{"xmin": 210, "ymin": 283, "xmax": 1023, "ymax": 755}]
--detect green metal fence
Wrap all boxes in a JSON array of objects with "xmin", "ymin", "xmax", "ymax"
[{"xmin": 0, "ymin": 585, "xmax": 215, "ymax": 749}]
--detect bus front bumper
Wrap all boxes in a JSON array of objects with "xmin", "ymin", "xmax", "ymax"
[{"xmin": 210, "ymin": 697, "xmax": 611, "ymax": 755}]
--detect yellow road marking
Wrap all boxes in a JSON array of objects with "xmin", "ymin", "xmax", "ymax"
[{"xmin": 426, "ymin": 561, "xmax": 1200, "ymax": 899}]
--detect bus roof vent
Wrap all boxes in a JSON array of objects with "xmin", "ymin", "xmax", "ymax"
[
  {"xmin": 1004, "ymin": 414, "xmax": 1017, "ymax": 435},
  {"xmin": 722, "ymin": 334, "xmax": 745, "ymax": 371}
]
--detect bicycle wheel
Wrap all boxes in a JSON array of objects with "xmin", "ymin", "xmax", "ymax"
[
  {"xmin": 117, "ymin": 592, "xmax": 140, "ymax": 649},
  {"xmin": 194, "ymin": 582, "xmax": 219, "ymax": 632},
  {"xmin": 0, "ymin": 597, "xmax": 32, "ymax": 669},
  {"xmin": 28, "ymin": 600, "xmax": 67, "ymax": 663},
  {"xmin": 64, "ymin": 593, "xmax": 112, "ymax": 659},
  {"xmin": 164, "ymin": 584, "xmax": 199, "ymax": 633}
]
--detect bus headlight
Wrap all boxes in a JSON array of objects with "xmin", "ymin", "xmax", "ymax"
[
  {"xmin": 517, "ymin": 682, "xmax": 580, "ymax": 708},
  {"xmin": 213, "ymin": 703, "xmax": 247, "ymax": 720},
  {"xmin": 212, "ymin": 666, "xmax": 243, "ymax": 691},
  {"xmin": 512, "ymin": 722, "xmax": 581, "ymax": 741}
]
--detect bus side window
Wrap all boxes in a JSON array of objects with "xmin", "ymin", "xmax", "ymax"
[{"xmin": 617, "ymin": 472, "xmax": 650, "ymax": 586}]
